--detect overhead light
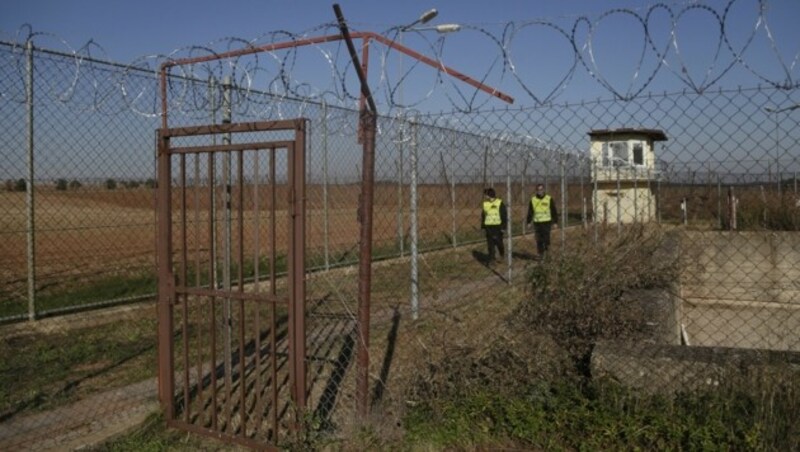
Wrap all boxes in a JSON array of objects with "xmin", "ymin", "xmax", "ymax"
[
  {"xmin": 418, "ymin": 8, "xmax": 438, "ymax": 25},
  {"xmin": 434, "ymin": 24, "xmax": 461, "ymax": 33}
]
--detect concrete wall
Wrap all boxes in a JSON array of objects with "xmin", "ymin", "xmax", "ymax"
[
  {"xmin": 591, "ymin": 340, "xmax": 800, "ymax": 394},
  {"xmin": 679, "ymin": 231, "xmax": 800, "ymax": 351},
  {"xmin": 594, "ymin": 187, "xmax": 656, "ymax": 224}
]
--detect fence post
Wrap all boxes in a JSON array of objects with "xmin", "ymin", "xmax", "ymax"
[
  {"xmin": 450, "ymin": 137, "xmax": 457, "ymax": 248},
  {"xmin": 633, "ymin": 167, "xmax": 639, "ymax": 225},
  {"xmin": 26, "ymin": 40, "xmax": 36, "ymax": 321},
  {"xmin": 560, "ymin": 150, "xmax": 566, "ymax": 247},
  {"xmin": 580, "ymin": 157, "xmax": 586, "ymax": 227},
  {"xmin": 682, "ymin": 198, "xmax": 688, "ymax": 226},
  {"xmin": 657, "ymin": 175, "xmax": 662, "ymax": 225},
  {"xmin": 592, "ymin": 158, "xmax": 599, "ymax": 243},
  {"xmin": 717, "ymin": 173, "xmax": 722, "ymax": 230},
  {"xmin": 522, "ymin": 154, "xmax": 528, "ymax": 236},
  {"xmin": 222, "ymin": 76, "xmax": 233, "ymax": 406},
  {"xmin": 616, "ymin": 165, "xmax": 621, "ymax": 235},
  {"xmin": 647, "ymin": 169, "xmax": 653, "ymax": 223},
  {"xmin": 397, "ymin": 119, "xmax": 405, "ymax": 257},
  {"xmin": 208, "ymin": 76, "xmax": 219, "ymax": 290},
  {"xmin": 322, "ymin": 102, "xmax": 330, "ymax": 270},
  {"xmin": 505, "ymin": 150, "xmax": 512, "ymax": 283},
  {"xmin": 410, "ymin": 119, "xmax": 419, "ymax": 320}
]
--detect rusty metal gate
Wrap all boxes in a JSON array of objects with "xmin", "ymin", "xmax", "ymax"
[{"xmin": 156, "ymin": 119, "xmax": 307, "ymax": 450}]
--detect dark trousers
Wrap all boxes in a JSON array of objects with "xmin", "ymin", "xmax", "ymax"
[
  {"xmin": 533, "ymin": 222, "xmax": 552, "ymax": 255},
  {"xmin": 484, "ymin": 227, "xmax": 504, "ymax": 261}
]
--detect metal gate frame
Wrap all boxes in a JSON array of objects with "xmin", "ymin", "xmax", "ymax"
[{"xmin": 156, "ymin": 119, "xmax": 306, "ymax": 449}]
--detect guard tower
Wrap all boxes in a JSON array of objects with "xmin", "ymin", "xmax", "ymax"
[{"xmin": 589, "ymin": 128, "xmax": 668, "ymax": 224}]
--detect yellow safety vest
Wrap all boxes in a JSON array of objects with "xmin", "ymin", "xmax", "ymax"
[
  {"xmin": 530, "ymin": 195, "xmax": 552, "ymax": 223},
  {"xmin": 483, "ymin": 199, "xmax": 503, "ymax": 226}
]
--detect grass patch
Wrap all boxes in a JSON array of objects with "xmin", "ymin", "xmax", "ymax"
[
  {"xmin": 404, "ymin": 378, "xmax": 799, "ymax": 450},
  {"xmin": 0, "ymin": 272, "xmax": 157, "ymax": 319},
  {"xmin": 0, "ymin": 316, "xmax": 156, "ymax": 418}
]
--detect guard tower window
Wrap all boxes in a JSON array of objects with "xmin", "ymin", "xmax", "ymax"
[
  {"xmin": 602, "ymin": 141, "xmax": 629, "ymax": 167},
  {"xmin": 632, "ymin": 142, "xmax": 644, "ymax": 165}
]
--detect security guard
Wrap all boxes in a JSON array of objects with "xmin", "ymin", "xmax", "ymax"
[
  {"xmin": 526, "ymin": 183, "xmax": 558, "ymax": 258},
  {"xmin": 481, "ymin": 188, "xmax": 507, "ymax": 263}
]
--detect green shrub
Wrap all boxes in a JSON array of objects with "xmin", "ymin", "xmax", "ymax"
[{"xmin": 513, "ymin": 226, "xmax": 680, "ymax": 360}]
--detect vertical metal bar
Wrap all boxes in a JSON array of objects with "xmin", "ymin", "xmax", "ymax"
[
  {"xmin": 180, "ymin": 155, "xmax": 190, "ymax": 423},
  {"xmin": 505, "ymin": 150, "xmax": 512, "ymax": 282},
  {"xmin": 25, "ymin": 40, "xmax": 36, "ymax": 321},
  {"xmin": 580, "ymin": 158, "xmax": 586, "ymax": 227},
  {"xmin": 322, "ymin": 103, "xmax": 330, "ymax": 270},
  {"xmin": 717, "ymin": 174, "xmax": 722, "ymax": 230},
  {"xmin": 291, "ymin": 122, "xmax": 307, "ymax": 414},
  {"xmin": 333, "ymin": 4, "xmax": 377, "ymax": 419},
  {"xmin": 157, "ymin": 133, "xmax": 175, "ymax": 418},
  {"xmin": 207, "ymin": 152, "xmax": 218, "ymax": 430},
  {"xmin": 397, "ymin": 122, "xmax": 405, "ymax": 257},
  {"xmin": 657, "ymin": 175, "xmax": 662, "ymax": 225},
  {"xmin": 221, "ymin": 77, "xmax": 233, "ymax": 430},
  {"xmin": 774, "ymin": 111, "xmax": 781, "ymax": 196},
  {"xmin": 269, "ymin": 148, "xmax": 278, "ymax": 440},
  {"xmin": 450, "ymin": 136, "xmax": 457, "ymax": 248},
  {"xmin": 522, "ymin": 154, "xmax": 528, "ymax": 236},
  {"xmin": 237, "ymin": 150, "xmax": 246, "ymax": 434},
  {"xmin": 482, "ymin": 141, "xmax": 489, "ymax": 189},
  {"xmin": 560, "ymin": 151, "xmax": 566, "ymax": 246},
  {"xmin": 210, "ymin": 76, "xmax": 218, "ymax": 291},
  {"xmin": 194, "ymin": 154, "xmax": 203, "ymax": 424},
  {"xmin": 647, "ymin": 169, "xmax": 652, "ymax": 223},
  {"xmin": 592, "ymin": 158, "xmax": 599, "ymax": 243},
  {"xmin": 253, "ymin": 152, "xmax": 262, "ymax": 435},
  {"xmin": 616, "ymin": 165, "xmax": 621, "ymax": 235},
  {"xmin": 355, "ymin": 110, "xmax": 377, "ymax": 417},
  {"xmin": 410, "ymin": 120, "xmax": 419, "ymax": 320},
  {"xmin": 633, "ymin": 167, "xmax": 639, "ymax": 225}
]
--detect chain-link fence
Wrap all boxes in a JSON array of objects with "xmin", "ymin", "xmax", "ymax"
[{"xmin": 2, "ymin": 1, "xmax": 800, "ymax": 448}]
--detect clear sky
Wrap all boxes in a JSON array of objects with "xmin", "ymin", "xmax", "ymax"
[
  {"xmin": 1, "ymin": 0, "xmax": 799, "ymax": 110},
  {"xmin": 0, "ymin": 0, "xmax": 694, "ymax": 62}
]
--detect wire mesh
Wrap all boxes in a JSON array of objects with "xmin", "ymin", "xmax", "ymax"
[{"xmin": 1, "ymin": 0, "xmax": 800, "ymax": 448}]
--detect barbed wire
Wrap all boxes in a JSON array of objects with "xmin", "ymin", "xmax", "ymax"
[{"xmin": 1, "ymin": 0, "xmax": 798, "ymax": 117}]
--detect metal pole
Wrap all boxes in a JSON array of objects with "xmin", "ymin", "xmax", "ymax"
[
  {"xmin": 450, "ymin": 135, "xmax": 457, "ymax": 248},
  {"xmin": 322, "ymin": 102, "xmax": 330, "ymax": 270},
  {"xmin": 647, "ymin": 169, "xmax": 652, "ymax": 223},
  {"xmin": 616, "ymin": 165, "xmax": 621, "ymax": 235},
  {"xmin": 593, "ymin": 158, "xmax": 598, "ymax": 243},
  {"xmin": 522, "ymin": 154, "xmax": 528, "ymax": 235},
  {"xmin": 410, "ymin": 120, "xmax": 419, "ymax": 320},
  {"xmin": 397, "ymin": 123, "xmax": 405, "ymax": 257},
  {"xmin": 26, "ymin": 40, "xmax": 36, "ymax": 321},
  {"xmin": 333, "ymin": 3, "xmax": 379, "ymax": 419},
  {"xmin": 505, "ymin": 150, "xmax": 512, "ymax": 283},
  {"xmin": 397, "ymin": 37, "xmax": 405, "ymax": 258},
  {"xmin": 560, "ymin": 151, "xmax": 566, "ymax": 246},
  {"xmin": 657, "ymin": 175, "xmax": 662, "ymax": 225},
  {"xmin": 717, "ymin": 173, "xmax": 722, "ymax": 230},
  {"xmin": 633, "ymin": 168, "xmax": 639, "ymax": 225},
  {"xmin": 580, "ymin": 158, "xmax": 586, "ymax": 227},
  {"xmin": 774, "ymin": 111, "xmax": 781, "ymax": 196},
  {"xmin": 209, "ymin": 76, "xmax": 218, "ymax": 290},
  {"xmin": 222, "ymin": 76, "xmax": 233, "ymax": 404}
]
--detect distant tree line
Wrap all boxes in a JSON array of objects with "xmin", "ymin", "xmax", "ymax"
[{"xmin": 4, "ymin": 178, "xmax": 157, "ymax": 191}]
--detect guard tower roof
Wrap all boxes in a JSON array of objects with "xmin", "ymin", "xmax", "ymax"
[{"xmin": 588, "ymin": 128, "xmax": 668, "ymax": 141}]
